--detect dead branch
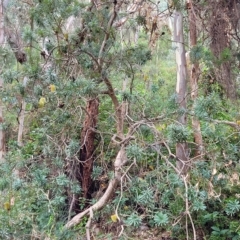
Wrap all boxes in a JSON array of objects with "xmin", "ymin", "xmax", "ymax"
[
  {"xmin": 86, "ymin": 208, "xmax": 93, "ymax": 240},
  {"xmin": 213, "ymin": 120, "xmax": 240, "ymax": 130}
]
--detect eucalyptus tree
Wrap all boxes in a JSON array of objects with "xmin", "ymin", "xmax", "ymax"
[
  {"xmin": 187, "ymin": 0, "xmax": 203, "ymax": 157},
  {"xmin": 208, "ymin": 0, "xmax": 239, "ymax": 99},
  {"xmin": 0, "ymin": 0, "xmax": 5, "ymax": 161}
]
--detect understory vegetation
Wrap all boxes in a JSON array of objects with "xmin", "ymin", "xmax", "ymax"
[{"xmin": 0, "ymin": 0, "xmax": 240, "ymax": 239}]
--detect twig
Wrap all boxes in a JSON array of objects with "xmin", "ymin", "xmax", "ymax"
[
  {"xmin": 212, "ymin": 120, "xmax": 240, "ymax": 130},
  {"xmin": 116, "ymin": 159, "xmax": 136, "ymax": 237},
  {"xmin": 68, "ymin": 194, "xmax": 76, "ymax": 221},
  {"xmin": 86, "ymin": 208, "xmax": 93, "ymax": 240},
  {"xmin": 183, "ymin": 175, "xmax": 196, "ymax": 240}
]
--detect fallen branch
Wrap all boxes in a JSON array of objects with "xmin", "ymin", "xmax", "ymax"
[{"xmin": 212, "ymin": 120, "xmax": 240, "ymax": 130}]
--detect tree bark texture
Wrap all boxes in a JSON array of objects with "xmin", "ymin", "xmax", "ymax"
[
  {"xmin": 4, "ymin": 13, "xmax": 27, "ymax": 64},
  {"xmin": 187, "ymin": 0, "xmax": 203, "ymax": 157},
  {"xmin": 173, "ymin": 11, "xmax": 189, "ymax": 175},
  {"xmin": 0, "ymin": 1, "xmax": 6, "ymax": 162},
  {"xmin": 209, "ymin": 0, "xmax": 237, "ymax": 99},
  {"xmin": 17, "ymin": 77, "xmax": 28, "ymax": 147},
  {"xmin": 79, "ymin": 98, "xmax": 99, "ymax": 199}
]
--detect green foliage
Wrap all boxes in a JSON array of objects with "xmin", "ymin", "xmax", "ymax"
[
  {"xmin": 1, "ymin": 0, "xmax": 240, "ymax": 239},
  {"xmin": 190, "ymin": 45, "xmax": 214, "ymax": 64},
  {"xmin": 136, "ymin": 187, "xmax": 154, "ymax": 206},
  {"xmin": 190, "ymin": 45, "xmax": 205, "ymax": 63},
  {"xmin": 126, "ymin": 144, "xmax": 144, "ymax": 160},
  {"xmin": 153, "ymin": 212, "xmax": 169, "ymax": 226},
  {"xmin": 193, "ymin": 92, "xmax": 222, "ymax": 119},
  {"xmin": 92, "ymin": 166, "xmax": 103, "ymax": 180},
  {"xmin": 209, "ymin": 226, "xmax": 240, "ymax": 240},
  {"xmin": 2, "ymin": 70, "xmax": 19, "ymax": 84},
  {"xmin": 219, "ymin": 48, "xmax": 232, "ymax": 62},
  {"xmin": 167, "ymin": 123, "xmax": 192, "ymax": 143},
  {"xmin": 125, "ymin": 213, "xmax": 142, "ymax": 228},
  {"xmin": 135, "ymin": 15, "xmax": 146, "ymax": 26},
  {"xmin": 225, "ymin": 200, "xmax": 240, "ymax": 216},
  {"xmin": 124, "ymin": 45, "xmax": 152, "ymax": 65}
]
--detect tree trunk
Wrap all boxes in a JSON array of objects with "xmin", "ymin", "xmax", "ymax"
[
  {"xmin": 187, "ymin": 0, "xmax": 203, "ymax": 157},
  {"xmin": 79, "ymin": 98, "xmax": 99, "ymax": 199},
  {"xmin": 0, "ymin": 80, "xmax": 5, "ymax": 162},
  {"xmin": 17, "ymin": 77, "xmax": 28, "ymax": 147},
  {"xmin": 173, "ymin": 10, "xmax": 189, "ymax": 175},
  {"xmin": 209, "ymin": 0, "xmax": 236, "ymax": 99},
  {"xmin": 0, "ymin": 0, "xmax": 6, "ymax": 162},
  {"xmin": 5, "ymin": 12, "xmax": 27, "ymax": 64}
]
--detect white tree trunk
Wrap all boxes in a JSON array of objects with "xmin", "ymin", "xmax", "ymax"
[
  {"xmin": 173, "ymin": 11, "xmax": 189, "ymax": 175},
  {"xmin": 17, "ymin": 77, "xmax": 28, "ymax": 147}
]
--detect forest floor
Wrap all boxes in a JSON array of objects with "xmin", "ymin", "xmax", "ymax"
[
  {"xmin": 90, "ymin": 224, "xmax": 205, "ymax": 239},
  {"xmin": 90, "ymin": 224, "xmax": 173, "ymax": 240}
]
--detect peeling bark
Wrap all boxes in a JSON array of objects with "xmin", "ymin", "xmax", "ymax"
[
  {"xmin": 209, "ymin": 0, "xmax": 237, "ymax": 99},
  {"xmin": 187, "ymin": 0, "xmax": 203, "ymax": 157},
  {"xmin": 173, "ymin": 11, "xmax": 189, "ymax": 175},
  {"xmin": 79, "ymin": 98, "xmax": 99, "ymax": 199}
]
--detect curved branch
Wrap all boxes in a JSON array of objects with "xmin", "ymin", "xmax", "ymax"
[
  {"xmin": 98, "ymin": 1, "xmax": 124, "ymax": 65},
  {"xmin": 65, "ymin": 147, "xmax": 127, "ymax": 229}
]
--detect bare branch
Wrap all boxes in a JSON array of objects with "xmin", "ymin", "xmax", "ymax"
[{"xmin": 212, "ymin": 120, "xmax": 240, "ymax": 130}]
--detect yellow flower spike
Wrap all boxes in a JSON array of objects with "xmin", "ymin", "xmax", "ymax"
[
  {"xmin": 156, "ymin": 124, "xmax": 166, "ymax": 131},
  {"xmin": 124, "ymin": 206, "xmax": 129, "ymax": 210},
  {"xmin": 110, "ymin": 214, "xmax": 118, "ymax": 222},
  {"xmin": 143, "ymin": 75, "xmax": 148, "ymax": 81},
  {"xmin": 63, "ymin": 33, "xmax": 68, "ymax": 41},
  {"xmin": 4, "ymin": 202, "xmax": 11, "ymax": 211},
  {"xmin": 38, "ymin": 97, "xmax": 46, "ymax": 108},
  {"xmin": 49, "ymin": 84, "xmax": 56, "ymax": 92},
  {"xmin": 149, "ymin": 165, "xmax": 154, "ymax": 171}
]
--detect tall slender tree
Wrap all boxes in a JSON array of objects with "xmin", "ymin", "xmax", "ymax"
[
  {"xmin": 173, "ymin": 9, "xmax": 189, "ymax": 175},
  {"xmin": 187, "ymin": 0, "xmax": 203, "ymax": 157},
  {"xmin": 0, "ymin": 0, "xmax": 6, "ymax": 162}
]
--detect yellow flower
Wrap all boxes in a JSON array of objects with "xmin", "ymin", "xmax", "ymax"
[
  {"xmin": 49, "ymin": 84, "xmax": 56, "ymax": 92},
  {"xmin": 4, "ymin": 202, "xmax": 10, "ymax": 211},
  {"xmin": 110, "ymin": 214, "xmax": 118, "ymax": 222},
  {"xmin": 38, "ymin": 97, "xmax": 46, "ymax": 108},
  {"xmin": 156, "ymin": 124, "xmax": 166, "ymax": 131},
  {"xmin": 63, "ymin": 33, "xmax": 68, "ymax": 41},
  {"xmin": 149, "ymin": 165, "xmax": 154, "ymax": 171}
]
